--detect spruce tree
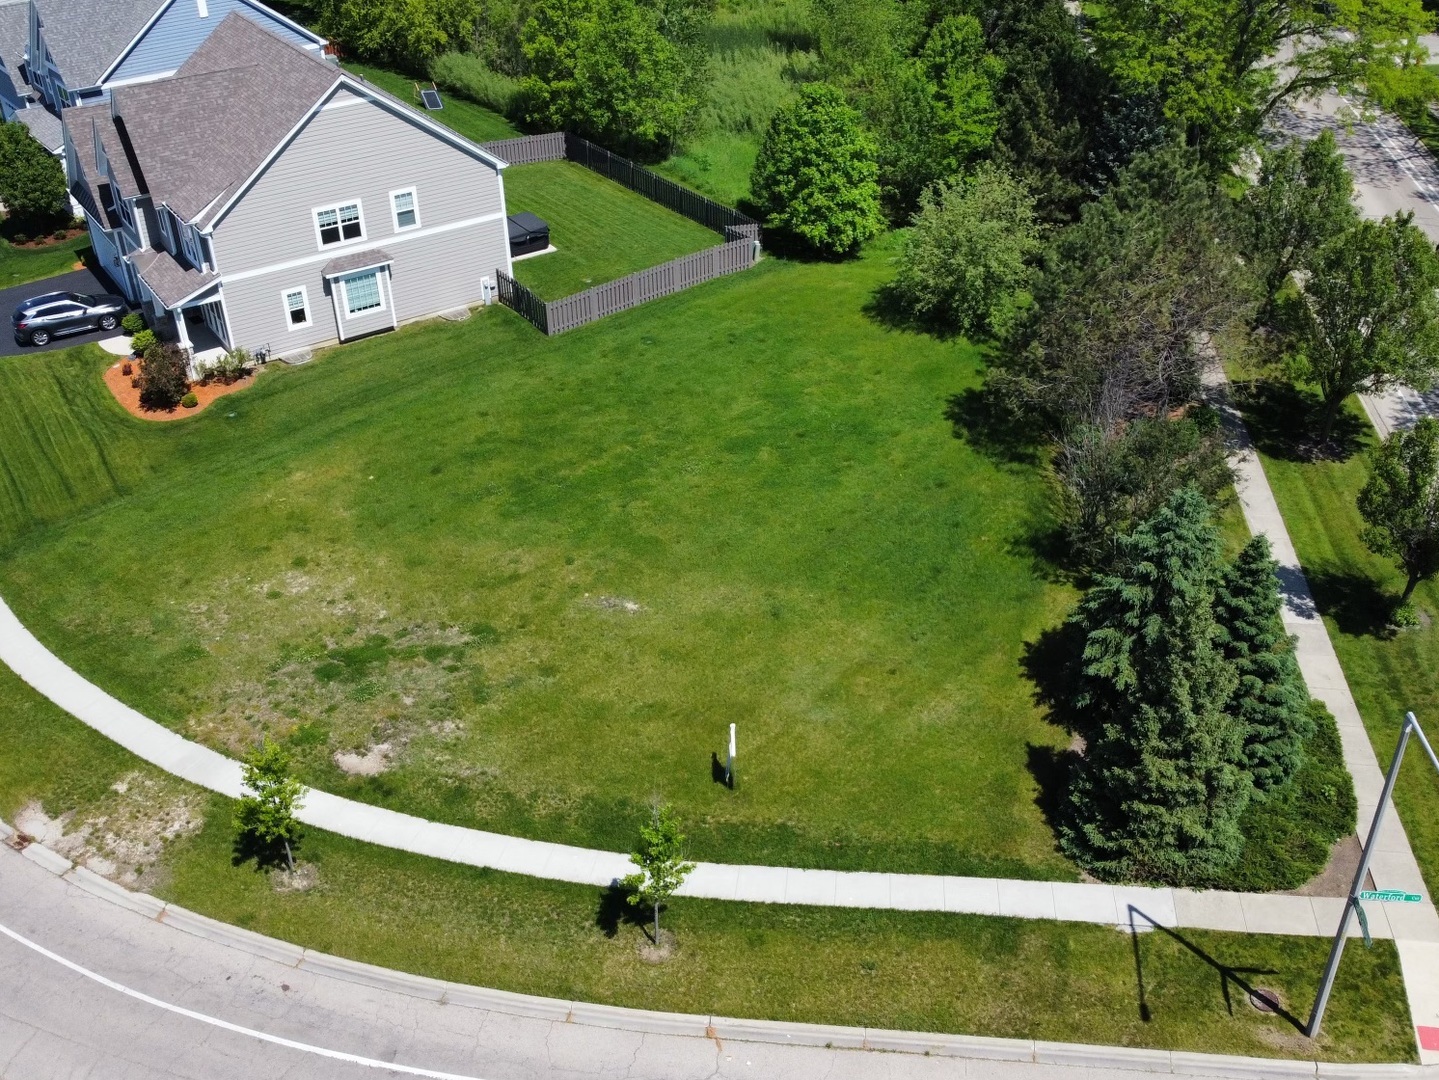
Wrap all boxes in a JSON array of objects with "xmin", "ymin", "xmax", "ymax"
[
  {"xmin": 1213, "ymin": 535, "xmax": 1314, "ymax": 793},
  {"xmin": 1060, "ymin": 487, "xmax": 1251, "ymax": 884}
]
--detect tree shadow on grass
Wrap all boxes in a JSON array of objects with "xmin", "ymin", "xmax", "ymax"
[
  {"xmin": 230, "ymin": 829, "xmax": 296, "ymax": 873},
  {"xmin": 1020, "ymin": 619, "xmax": 1088, "ymax": 734},
  {"xmin": 1232, "ymin": 379, "xmax": 1369, "ymax": 463},
  {"xmin": 1125, "ymin": 906, "xmax": 1298, "ymax": 1031},
  {"xmin": 943, "ymin": 386, "xmax": 1044, "ymax": 467},
  {"xmin": 595, "ymin": 882, "xmax": 657, "ymax": 941},
  {"xmin": 1305, "ymin": 566, "xmax": 1398, "ymax": 639}
]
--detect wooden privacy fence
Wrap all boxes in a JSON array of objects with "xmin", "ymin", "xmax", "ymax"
[
  {"xmin": 481, "ymin": 132, "xmax": 761, "ymax": 242},
  {"xmin": 498, "ymin": 238, "xmax": 758, "ymax": 336},
  {"xmin": 483, "ymin": 131, "xmax": 763, "ymax": 335}
]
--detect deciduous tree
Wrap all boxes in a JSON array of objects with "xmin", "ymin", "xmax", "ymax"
[
  {"xmin": 1246, "ymin": 131, "xmax": 1357, "ymax": 323},
  {"xmin": 1358, "ymin": 417, "xmax": 1439, "ymax": 603},
  {"xmin": 750, "ymin": 83, "xmax": 884, "ymax": 256},
  {"xmin": 233, "ymin": 737, "xmax": 307, "ymax": 872},
  {"xmin": 622, "ymin": 804, "xmax": 695, "ymax": 943},
  {"xmin": 1061, "ymin": 487, "xmax": 1251, "ymax": 884},
  {"xmin": 0, "ymin": 122, "xmax": 69, "ymax": 229},
  {"xmin": 1282, "ymin": 212, "xmax": 1439, "ymax": 443}
]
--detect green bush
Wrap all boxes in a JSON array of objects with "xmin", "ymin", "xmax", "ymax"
[
  {"xmin": 121, "ymin": 313, "xmax": 146, "ymax": 335},
  {"xmin": 0, "ymin": 121, "xmax": 69, "ymax": 229},
  {"xmin": 130, "ymin": 329, "xmax": 157, "ymax": 354},
  {"xmin": 430, "ymin": 52, "xmax": 524, "ymax": 117},
  {"xmin": 1209, "ymin": 700, "xmax": 1358, "ymax": 891},
  {"xmin": 180, "ymin": 392, "xmax": 199, "ymax": 409}
]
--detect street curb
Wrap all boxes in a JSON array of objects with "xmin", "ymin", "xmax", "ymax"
[{"xmin": 2, "ymin": 826, "xmax": 1433, "ymax": 1079}]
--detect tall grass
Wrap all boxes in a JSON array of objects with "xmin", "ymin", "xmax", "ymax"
[{"xmin": 430, "ymin": 51, "xmax": 524, "ymax": 119}]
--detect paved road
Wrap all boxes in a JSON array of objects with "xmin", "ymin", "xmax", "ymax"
[
  {"xmin": 0, "ymin": 845, "xmax": 1203, "ymax": 1080},
  {"xmin": 1271, "ymin": 92, "xmax": 1439, "ymax": 430},
  {"xmin": 0, "ymin": 267, "xmax": 127, "ymax": 359}
]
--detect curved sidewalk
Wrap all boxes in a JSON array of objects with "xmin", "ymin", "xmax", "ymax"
[
  {"xmin": 0, "ymin": 593, "xmax": 1406, "ymax": 940},
  {"xmin": 1, "ymin": 823, "xmax": 1431, "ymax": 1080}
]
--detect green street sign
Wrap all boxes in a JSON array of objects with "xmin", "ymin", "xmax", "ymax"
[
  {"xmin": 1358, "ymin": 890, "xmax": 1424, "ymax": 903},
  {"xmin": 1352, "ymin": 898, "xmax": 1373, "ymax": 948}
]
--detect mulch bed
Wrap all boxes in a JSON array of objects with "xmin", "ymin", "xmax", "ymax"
[
  {"xmin": 3, "ymin": 226, "xmax": 87, "ymax": 248},
  {"xmin": 104, "ymin": 360, "xmax": 257, "ymax": 422}
]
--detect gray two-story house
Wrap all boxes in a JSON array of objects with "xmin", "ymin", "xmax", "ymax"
[{"xmin": 63, "ymin": 13, "xmax": 513, "ymax": 360}]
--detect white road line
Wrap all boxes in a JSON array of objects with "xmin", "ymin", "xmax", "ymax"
[
  {"xmin": 0, "ymin": 921, "xmax": 490, "ymax": 1080},
  {"xmin": 1335, "ymin": 93, "xmax": 1439, "ymax": 227}
]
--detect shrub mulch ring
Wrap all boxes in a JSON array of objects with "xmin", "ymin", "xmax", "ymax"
[{"xmin": 104, "ymin": 360, "xmax": 257, "ymax": 422}]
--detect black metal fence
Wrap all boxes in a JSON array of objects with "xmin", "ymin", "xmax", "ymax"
[{"xmin": 484, "ymin": 132, "xmax": 763, "ymax": 336}]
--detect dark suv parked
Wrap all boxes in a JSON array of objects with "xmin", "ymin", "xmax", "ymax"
[{"xmin": 11, "ymin": 291, "xmax": 128, "ymax": 347}]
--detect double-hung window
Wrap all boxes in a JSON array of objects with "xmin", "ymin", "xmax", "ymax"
[
  {"xmin": 391, "ymin": 188, "xmax": 419, "ymax": 231},
  {"xmin": 315, "ymin": 201, "xmax": 363, "ymax": 247},
  {"xmin": 342, "ymin": 272, "xmax": 383, "ymax": 318},
  {"xmin": 283, "ymin": 287, "xmax": 311, "ymax": 329}
]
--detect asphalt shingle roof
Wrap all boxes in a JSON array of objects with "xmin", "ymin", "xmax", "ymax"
[
  {"xmin": 112, "ymin": 13, "xmax": 339, "ymax": 223},
  {"xmin": 14, "ymin": 104, "xmax": 63, "ymax": 151},
  {"xmin": 33, "ymin": 0, "xmax": 162, "ymax": 89},
  {"xmin": 0, "ymin": 0, "xmax": 30, "ymax": 103},
  {"xmin": 131, "ymin": 247, "xmax": 217, "ymax": 306},
  {"xmin": 321, "ymin": 248, "xmax": 394, "ymax": 277}
]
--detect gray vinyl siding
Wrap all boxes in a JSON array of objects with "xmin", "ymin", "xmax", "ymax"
[
  {"xmin": 218, "ymin": 214, "xmax": 509, "ymax": 353},
  {"xmin": 212, "ymin": 86, "xmax": 506, "ymax": 275},
  {"xmin": 209, "ymin": 85, "xmax": 509, "ymax": 351},
  {"xmin": 108, "ymin": 0, "xmax": 322, "ymax": 87}
]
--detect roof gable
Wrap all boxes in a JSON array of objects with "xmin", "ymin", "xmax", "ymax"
[{"xmin": 33, "ymin": 0, "xmax": 163, "ymax": 88}]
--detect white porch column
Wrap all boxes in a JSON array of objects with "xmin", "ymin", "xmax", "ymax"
[{"xmin": 173, "ymin": 309, "xmax": 192, "ymax": 351}]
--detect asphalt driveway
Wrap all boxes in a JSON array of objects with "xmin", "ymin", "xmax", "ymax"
[{"xmin": 0, "ymin": 267, "xmax": 128, "ymax": 359}]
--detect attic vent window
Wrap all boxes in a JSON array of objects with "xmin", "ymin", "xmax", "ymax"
[{"xmin": 197, "ymin": 0, "xmax": 208, "ymax": 15}]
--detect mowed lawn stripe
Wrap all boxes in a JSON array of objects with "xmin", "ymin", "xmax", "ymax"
[
  {"xmin": 504, "ymin": 161, "xmax": 723, "ymax": 300},
  {"xmin": 0, "ymin": 242, "xmax": 1077, "ymax": 878}
]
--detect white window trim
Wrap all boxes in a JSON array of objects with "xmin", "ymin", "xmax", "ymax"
[
  {"xmin": 389, "ymin": 186, "xmax": 420, "ymax": 233},
  {"xmin": 197, "ymin": 0, "xmax": 209, "ymax": 15},
  {"xmin": 158, "ymin": 208, "xmax": 174, "ymax": 251},
  {"xmin": 340, "ymin": 271, "xmax": 386, "ymax": 320},
  {"xmin": 312, "ymin": 198, "xmax": 366, "ymax": 250},
  {"xmin": 282, "ymin": 285, "xmax": 312, "ymax": 330},
  {"xmin": 182, "ymin": 225, "xmax": 202, "ymax": 269}
]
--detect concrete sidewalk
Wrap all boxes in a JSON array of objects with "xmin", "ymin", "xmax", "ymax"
[
  {"xmin": 0, "ymin": 594, "xmax": 1421, "ymax": 943},
  {"xmin": 1209, "ymin": 366, "xmax": 1439, "ymax": 1064}
]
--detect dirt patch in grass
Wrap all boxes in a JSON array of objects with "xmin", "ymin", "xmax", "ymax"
[
  {"xmin": 103, "ymin": 360, "xmax": 257, "ymax": 421},
  {"xmin": 334, "ymin": 743, "xmax": 394, "ymax": 776},
  {"xmin": 14, "ymin": 772, "xmax": 204, "ymax": 889}
]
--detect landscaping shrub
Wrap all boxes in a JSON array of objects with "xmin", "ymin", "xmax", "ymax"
[
  {"xmin": 750, "ymin": 82, "xmax": 884, "ymax": 256},
  {"xmin": 181, "ymin": 392, "xmax": 199, "ymax": 409},
  {"xmin": 1210, "ymin": 701, "xmax": 1358, "ymax": 891},
  {"xmin": 138, "ymin": 343, "xmax": 190, "ymax": 410},
  {"xmin": 431, "ymin": 51, "xmax": 524, "ymax": 117},
  {"xmin": 121, "ymin": 313, "xmax": 146, "ymax": 335},
  {"xmin": 130, "ymin": 329, "xmax": 157, "ymax": 354}
]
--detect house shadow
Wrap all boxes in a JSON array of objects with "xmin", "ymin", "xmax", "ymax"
[
  {"xmin": 594, "ymin": 881, "xmax": 652, "ymax": 940},
  {"xmin": 1124, "ymin": 905, "xmax": 1303, "ymax": 1033}
]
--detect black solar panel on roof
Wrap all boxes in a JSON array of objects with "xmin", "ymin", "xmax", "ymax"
[{"xmin": 421, "ymin": 88, "xmax": 443, "ymax": 110}]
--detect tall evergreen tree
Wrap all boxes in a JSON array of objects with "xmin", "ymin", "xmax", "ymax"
[
  {"xmin": 1060, "ymin": 487, "xmax": 1251, "ymax": 884},
  {"xmin": 1213, "ymin": 535, "xmax": 1314, "ymax": 793}
]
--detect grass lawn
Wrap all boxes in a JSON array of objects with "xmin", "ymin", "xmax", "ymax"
[
  {"xmin": 656, "ymin": 130, "xmax": 762, "ymax": 208},
  {"xmin": 340, "ymin": 61, "xmax": 520, "ymax": 143},
  {"xmin": 0, "ymin": 663, "xmax": 1414, "ymax": 1063},
  {"xmin": 1228, "ymin": 374, "xmax": 1439, "ymax": 899},
  {"xmin": 0, "ymin": 237, "xmax": 1082, "ymax": 880},
  {"xmin": 0, "ymin": 233, "xmax": 91, "ymax": 290},
  {"xmin": 504, "ymin": 161, "xmax": 722, "ymax": 299}
]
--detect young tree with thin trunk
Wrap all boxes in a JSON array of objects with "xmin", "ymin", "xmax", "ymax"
[
  {"xmin": 623, "ymin": 804, "xmax": 695, "ymax": 943},
  {"xmin": 233, "ymin": 737, "xmax": 306, "ymax": 872},
  {"xmin": 1358, "ymin": 417, "xmax": 1439, "ymax": 604},
  {"xmin": 1283, "ymin": 212, "xmax": 1439, "ymax": 444},
  {"xmin": 1060, "ymin": 487, "xmax": 1251, "ymax": 885},
  {"xmin": 1213, "ymin": 534, "xmax": 1314, "ymax": 792}
]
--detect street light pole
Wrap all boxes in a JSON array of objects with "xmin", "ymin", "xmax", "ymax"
[{"xmin": 1307, "ymin": 712, "xmax": 1439, "ymax": 1039}]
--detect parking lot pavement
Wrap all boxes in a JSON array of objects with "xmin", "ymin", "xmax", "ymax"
[{"xmin": 0, "ymin": 267, "xmax": 128, "ymax": 359}]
